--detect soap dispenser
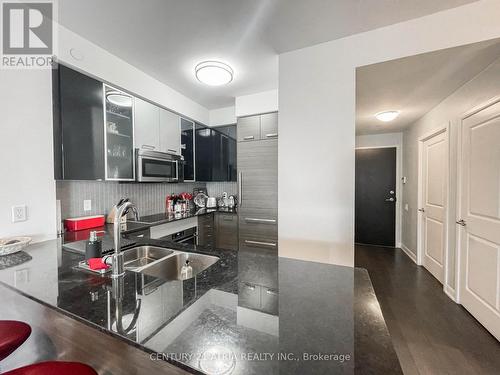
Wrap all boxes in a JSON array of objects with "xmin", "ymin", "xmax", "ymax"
[
  {"xmin": 85, "ymin": 231, "xmax": 104, "ymax": 260},
  {"xmin": 180, "ymin": 259, "xmax": 193, "ymax": 280}
]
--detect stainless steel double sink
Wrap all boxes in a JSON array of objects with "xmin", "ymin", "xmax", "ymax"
[{"xmin": 122, "ymin": 246, "xmax": 219, "ymax": 281}]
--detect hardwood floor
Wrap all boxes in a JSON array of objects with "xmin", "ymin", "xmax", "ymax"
[
  {"xmin": 0, "ymin": 284, "xmax": 190, "ymax": 375},
  {"xmin": 355, "ymin": 244, "xmax": 500, "ymax": 375}
]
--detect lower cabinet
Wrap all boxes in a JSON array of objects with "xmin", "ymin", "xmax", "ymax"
[
  {"xmin": 215, "ymin": 212, "xmax": 238, "ymax": 250},
  {"xmin": 198, "ymin": 213, "xmax": 215, "ymax": 248},
  {"xmin": 238, "ymin": 282, "xmax": 278, "ymax": 315}
]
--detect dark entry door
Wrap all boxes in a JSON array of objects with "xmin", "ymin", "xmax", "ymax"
[{"xmin": 355, "ymin": 148, "xmax": 396, "ymax": 247}]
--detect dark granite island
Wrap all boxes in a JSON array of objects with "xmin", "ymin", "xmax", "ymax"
[{"xmin": 0, "ymin": 238, "xmax": 401, "ymax": 375}]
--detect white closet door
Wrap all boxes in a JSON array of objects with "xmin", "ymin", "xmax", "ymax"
[
  {"xmin": 459, "ymin": 100, "xmax": 500, "ymax": 341},
  {"xmin": 421, "ymin": 130, "xmax": 447, "ymax": 283}
]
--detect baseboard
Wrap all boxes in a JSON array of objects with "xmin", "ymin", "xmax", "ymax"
[
  {"xmin": 400, "ymin": 243, "xmax": 417, "ymax": 264},
  {"xmin": 444, "ymin": 285, "xmax": 458, "ymax": 303}
]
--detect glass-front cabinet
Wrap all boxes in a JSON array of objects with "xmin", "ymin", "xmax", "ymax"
[{"xmin": 104, "ymin": 85, "xmax": 135, "ymax": 181}]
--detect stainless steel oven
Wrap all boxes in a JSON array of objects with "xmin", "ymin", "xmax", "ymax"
[
  {"xmin": 136, "ymin": 149, "xmax": 183, "ymax": 182},
  {"xmin": 164, "ymin": 227, "xmax": 197, "ymax": 245}
]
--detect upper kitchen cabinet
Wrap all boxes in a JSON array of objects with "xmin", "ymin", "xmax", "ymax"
[
  {"xmin": 237, "ymin": 112, "xmax": 278, "ymax": 142},
  {"xmin": 53, "ymin": 64, "xmax": 105, "ymax": 180},
  {"xmin": 237, "ymin": 115, "xmax": 260, "ymax": 142},
  {"xmin": 104, "ymin": 85, "xmax": 135, "ymax": 180},
  {"xmin": 260, "ymin": 112, "xmax": 278, "ymax": 140},
  {"xmin": 181, "ymin": 117, "xmax": 195, "ymax": 181},
  {"xmin": 134, "ymin": 98, "xmax": 160, "ymax": 151},
  {"xmin": 53, "ymin": 65, "xmax": 135, "ymax": 181},
  {"xmin": 159, "ymin": 109, "xmax": 181, "ymax": 155},
  {"xmin": 195, "ymin": 126, "xmax": 213, "ymax": 182},
  {"xmin": 195, "ymin": 125, "xmax": 236, "ymax": 182}
]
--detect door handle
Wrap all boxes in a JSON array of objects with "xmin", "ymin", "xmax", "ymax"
[
  {"xmin": 238, "ymin": 172, "xmax": 243, "ymax": 207},
  {"xmin": 418, "ymin": 208, "xmax": 425, "ymax": 212},
  {"xmin": 385, "ymin": 197, "xmax": 395, "ymax": 202},
  {"xmin": 244, "ymin": 218, "xmax": 277, "ymax": 224},
  {"xmin": 456, "ymin": 219, "xmax": 467, "ymax": 227},
  {"xmin": 244, "ymin": 240, "xmax": 277, "ymax": 248}
]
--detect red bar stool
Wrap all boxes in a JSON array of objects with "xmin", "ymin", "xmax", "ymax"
[
  {"xmin": 0, "ymin": 321, "xmax": 31, "ymax": 361},
  {"xmin": 3, "ymin": 362, "xmax": 98, "ymax": 375}
]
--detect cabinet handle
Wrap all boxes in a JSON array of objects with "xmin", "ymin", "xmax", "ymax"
[
  {"xmin": 266, "ymin": 289, "xmax": 278, "ymax": 296},
  {"xmin": 244, "ymin": 218, "xmax": 277, "ymax": 224},
  {"xmin": 167, "ymin": 149, "xmax": 177, "ymax": 153},
  {"xmin": 243, "ymin": 136, "xmax": 254, "ymax": 140},
  {"xmin": 238, "ymin": 172, "xmax": 243, "ymax": 207},
  {"xmin": 244, "ymin": 240, "xmax": 277, "ymax": 248},
  {"xmin": 265, "ymin": 133, "xmax": 278, "ymax": 138},
  {"xmin": 244, "ymin": 284, "xmax": 255, "ymax": 291},
  {"xmin": 141, "ymin": 144, "xmax": 155, "ymax": 150}
]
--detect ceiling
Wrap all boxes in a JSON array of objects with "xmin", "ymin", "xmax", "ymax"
[
  {"xmin": 356, "ymin": 39, "xmax": 500, "ymax": 135},
  {"xmin": 58, "ymin": 0, "xmax": 479, "ymax": 109}
]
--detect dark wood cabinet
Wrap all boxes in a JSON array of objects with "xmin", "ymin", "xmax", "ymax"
[
  {"xmin": 197, "ymin": 213, "xmax": 215, "ymax": 248},
  {"xmin": 215, "ymin": 212, "xmax": 238, "ymax": 250}
]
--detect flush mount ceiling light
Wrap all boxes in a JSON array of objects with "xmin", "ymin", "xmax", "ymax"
[
  {"xmin": 375, "ymin": 110, "xmax": 400, "ymax": 122},
  {"xmin": 195, "ymin": 61, "xmax": 234, "ymax": 86},
  {"xmin": 106, "ymin": 91, "xmax": 132, "ymax": 107}
]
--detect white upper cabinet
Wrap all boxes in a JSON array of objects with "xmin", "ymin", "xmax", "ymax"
[
  {"xmin": 160, "ymin": 108, "xmax": 181, "ymax": 155},
  {"xmin": 134, "ymin": 98, "xmax": 160, "ymax": 151}
]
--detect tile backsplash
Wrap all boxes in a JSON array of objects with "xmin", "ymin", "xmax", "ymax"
[
  {"xmin": 56, "ymin": 180, "xmax": 238, "ymax": 219},
  {"xmin": 56, "ymin": 181, "xmax": 205, "ymax": 219},
  {"xmin": 206, "ymin": 182, "xmax": 238, "ymax": 197}
]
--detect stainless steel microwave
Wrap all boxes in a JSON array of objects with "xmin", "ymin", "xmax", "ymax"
[{"xmin": 136, "ymin": 149, "xmax": 183, "ymax": 182}]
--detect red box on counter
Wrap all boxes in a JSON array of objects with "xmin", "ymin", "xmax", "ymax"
[{"xmin": 64, "ymin": 215, "xmax": 105, "ymax": 232}]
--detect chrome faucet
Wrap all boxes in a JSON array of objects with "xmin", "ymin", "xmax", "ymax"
[{"xmin": 105, "ymin": 201, "xmax": 139, "ymax": 278}]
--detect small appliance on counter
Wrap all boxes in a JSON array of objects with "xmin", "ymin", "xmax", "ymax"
[
  {"xmin": 206, "ymin": 196, "xmax": 217, "ymax": 208},
  {"xmin": 194, "ymin": 192, "xmax": 208, "ymax": 208}
]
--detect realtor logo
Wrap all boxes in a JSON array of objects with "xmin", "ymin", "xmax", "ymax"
[{"xmin": 1, "ymin": 1, "xmax": 56, "ymax": 68}]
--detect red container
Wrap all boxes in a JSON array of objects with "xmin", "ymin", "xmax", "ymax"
[{"xmin": 64, "ymin": 215, "xmax": 105, "ymax": 232}]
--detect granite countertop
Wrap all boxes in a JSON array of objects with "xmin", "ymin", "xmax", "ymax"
[{"xmin": 0, "ymin": 238, "xmax": 402, "ymax": 374}]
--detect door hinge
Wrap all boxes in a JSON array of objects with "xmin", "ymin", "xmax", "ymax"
[{"xmin": 456, "ymin": 219, "xmax": 466, "ymax": 227}]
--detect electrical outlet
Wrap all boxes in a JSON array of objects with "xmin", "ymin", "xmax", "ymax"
[
  {"xmin": 11, "ymin": 205, "xmax": 27, "ymax": 222},
  {"xmin": 84, "ymin": 200, "xmax": 92, "ymax": 211},
  {"xmin": 14, "ymin": 268, "xmax": 30, "ymax": 286}
]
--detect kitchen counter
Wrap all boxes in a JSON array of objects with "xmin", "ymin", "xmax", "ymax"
[
  {"xmin": 0, "ymin": 238, "xmax": 401, "ymax": 374},
  {"xmin": 63, "ymin": 207, "xmax": 237, "ymax": 243}
]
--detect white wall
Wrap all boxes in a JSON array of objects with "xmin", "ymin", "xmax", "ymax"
[
  {"xmin": 0, "ymin": 69, "xmax": 56, "ymax": 242},
  {"xmin": 209, "ymin": 106, "xmax": 236, "ymax": 126},
  {"xmin": 402, "ymin": 56, "xmax": 500, "ymax": 294},
  {"xmin": 355, "ymin": 132, "xmax": 403, "ymax": 248},
  {"xmin": 279, "ymin": 0, "xmax": 500, "ymax": 266},
  {"xmin": 235, "ymin": 89, "xmax": 278, "ymax": 117},
  {"xmin": 0, "ymin": 24, "xmax": 211, "ymax": 242}
]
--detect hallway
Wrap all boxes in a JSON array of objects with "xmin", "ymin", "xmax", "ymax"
[{"xmin": 355, "ymin": 245, "xmax": 500, "ymax": 375}]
